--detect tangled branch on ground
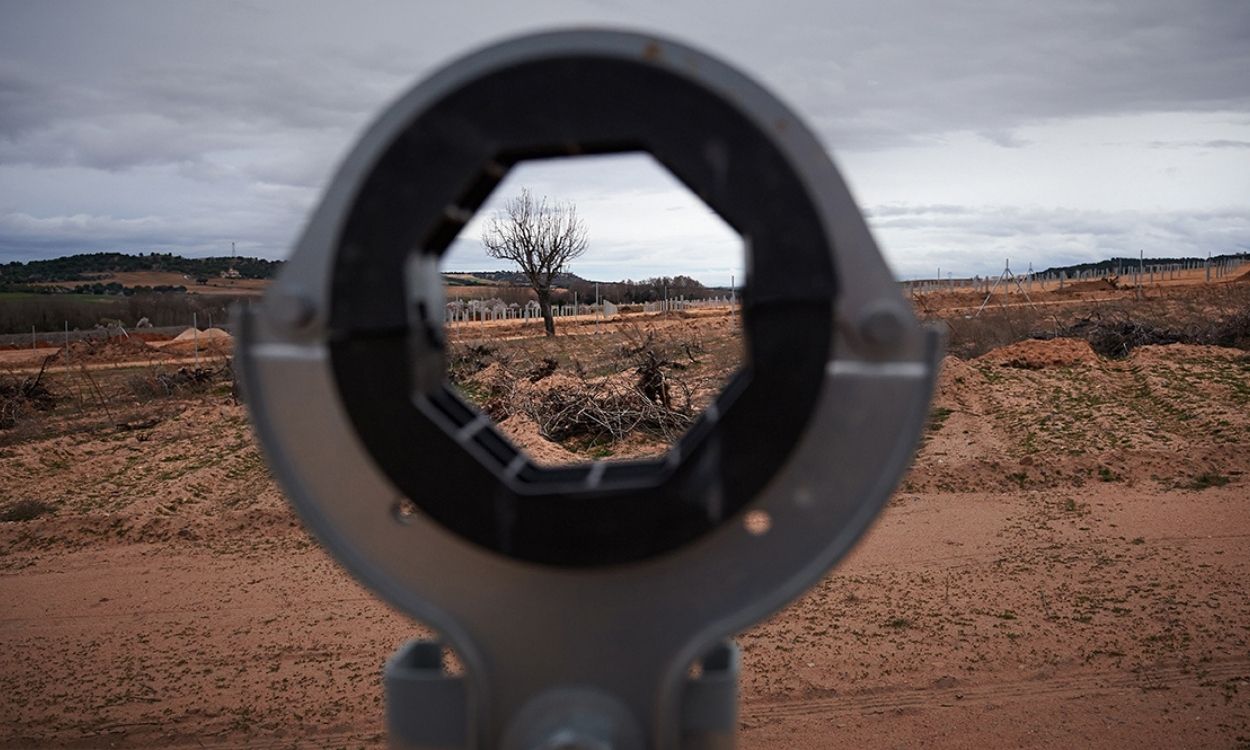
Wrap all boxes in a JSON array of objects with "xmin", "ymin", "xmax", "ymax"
[
  {"xmin": 523, "ymin": 374, "xmax": 694, "ymax": 444},
  {"xmin": 447, "ymin": 342, "xmax": 497, "ymax": 382},
  {"xmin": 448, "ymin": 331, "xmax": 707, "ymax": 447},
  {"xmin": 1051, "ymin": 309, "xmax": 1250, "ymax": 358},
  {"xmin": 0, "ymin": 358, "xmax": 57, "ymax": 430},
  {"xmin": 125, "ymin": 364, "xmax": 233, "ymax": 400}
]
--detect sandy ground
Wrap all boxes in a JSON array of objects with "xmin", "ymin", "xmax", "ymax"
[{"xmin": 1, "ymin": 329, "xmax": 1249, "ymax": 747}]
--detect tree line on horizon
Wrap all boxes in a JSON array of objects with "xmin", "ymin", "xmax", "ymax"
[
  {"xmin": 0, "ymin": 252, "xmax": 282, "ymax": 285},
  {"xmin": 1038, "ymin": 253, "xmax": 1246, "ymax": 277}
]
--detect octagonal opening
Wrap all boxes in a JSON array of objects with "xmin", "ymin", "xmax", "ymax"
[{"xmin": 436, "ymin": 153, "xmax": 745, "ymax": 467}]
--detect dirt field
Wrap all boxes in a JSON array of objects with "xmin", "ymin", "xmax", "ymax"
[
  {"xmin": 1, "ymin": 279, "xmax": 1248, "ymax": 748},
  {"xmin": 38, "ymin": 271, "xmax": 270, "ymax": 296}
]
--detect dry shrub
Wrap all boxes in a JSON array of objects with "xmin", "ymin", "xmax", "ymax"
[
  {"xmin": 125, "ymin": 363, "xmax": 233, "ymax": 400},
  {"xmin": 523, "ymin": 373, "xmax": 693, "ymax": 444},
  {"xmin": 0, "ymin": 358, "xmax": 57, "ymax": 430},
  {"xmin": 1056, "ymin": 308, "xmax": 1250, "ymax": 358},
  {"xmin": 938, "ymin": 284, "xmax": 1250, "ymax": 359},
  {"xmin": 937, "ymin": 306, "xmax": 1062, "ymax": 359},
  {"xmin": 450, "ymin": 329, "xmax": 702, "ymax": 449},
  {"xmin": 0, "ymin": 498, "xmax": 55, "ymax": 522},
  {"xmin": 447, "ymin": 342, "xmax": 497, "ymax": 382},
  {"xmin": 526, "ymin": 357, "xmax": 558, "ymax": 383}
]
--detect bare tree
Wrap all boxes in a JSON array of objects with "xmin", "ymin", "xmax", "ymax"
[{"xmin": 481, "ymin": 188, "xmax": 588, "ymax": 336}]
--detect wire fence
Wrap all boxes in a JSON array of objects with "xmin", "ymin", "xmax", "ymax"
[
  {"xmin": 0, "ymin": 323, "xmax": 234, "ymax": 350},
  {"xmin": 902, "ymin": 256, "xmax": 1250, "ymax": 295}
]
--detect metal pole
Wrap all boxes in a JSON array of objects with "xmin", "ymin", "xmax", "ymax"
[
  {"xmin": 193, "ymin": 312, "xmax": 200, "ymax": 368},
  {"xmin": 1136, "ymin": 250, "xmax": 1143, "ymax": 301},
  {"xmin": 32, "ymin": 325, "xmax": 36, "ymax": 351}
]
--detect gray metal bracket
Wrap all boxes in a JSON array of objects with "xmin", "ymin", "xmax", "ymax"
[
  {"xmin": 385, "ymin": 640, "xmax": 740, "ymax": 750},
  {"xmin": 239, "ymin": 28, "xmax": 939, "ymax": 750}
]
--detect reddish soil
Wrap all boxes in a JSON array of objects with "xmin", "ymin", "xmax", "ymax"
[
  {"xmin": 1, "ymin": 304, "xmax": 1249, "ymax": 748},
  {"xmin": 0, "ymin": 329, "xmax": 234, "ymax": 371},
  {"xmin": 976, "ymin": 337, "xmax": 1098, "ymax": 369}
]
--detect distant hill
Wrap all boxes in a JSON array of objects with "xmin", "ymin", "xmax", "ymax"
[
  {"xmin": 444, "ymin": 270, "xmax": 590, "ymax": 286},
  {"xmin": 0, "ymin": 252, "xmax": 283, "ymax": 284},
  {"xmin": 0, "ymin": 254, "xmax": 595, "ymax": 288}
]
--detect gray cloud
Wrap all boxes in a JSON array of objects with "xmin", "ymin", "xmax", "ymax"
[
  {"xmin": 868, "ymin": 204, "xmax": 1250, "ymax": 277},
  {"xmin": 1150, "ymin": 139, "xmax": 1250, "ymax": 149},
  {"xmin": 0, "ymin": 0, "xmax": 1247, "ymax": 274},
  {"xmin": 4, "ymin": 0, "xmax": 1248, "ymax": 172}
]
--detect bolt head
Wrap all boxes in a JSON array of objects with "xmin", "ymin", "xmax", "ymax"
[{"xmin": 858, "ymin": 307, "xmax": 905, "ymax": 350}]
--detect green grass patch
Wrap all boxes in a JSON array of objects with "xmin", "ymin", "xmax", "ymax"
[{"xmin": 927, "ymin": 406, "xmax": 954, "ymax": 433}]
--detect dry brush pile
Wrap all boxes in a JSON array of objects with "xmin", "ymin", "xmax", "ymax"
[
  {"xmin": 935, "ymin": 284, "xmax": 1250, "ymax": 359},
  {"xmin": 448, "ymin": 329, "xmax": 724, "ymax": 452},
  {"xmin": 0, "ymin": 359, "xmax": 56, "ymax": 430},
  {"xmin": 124, "ymin": 362, "xmax": 236, "ymax": 401}
]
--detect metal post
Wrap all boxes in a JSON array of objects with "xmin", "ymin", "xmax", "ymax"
[
  {"xmin": 193, "ymin": 312, "xmax": 200, "ymax": 368},
  {"xmin": 31, "ymin": 325, "xmax": 36, "ymax": 351},
  {"xmin": 1137, "ymin": 250, "xmax": 1143, "ymax": 301}
]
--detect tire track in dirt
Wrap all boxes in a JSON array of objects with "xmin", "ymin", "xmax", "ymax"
[{"xmin": 741, "ymin": 657, "xmax": 1250, "ymax": 723}]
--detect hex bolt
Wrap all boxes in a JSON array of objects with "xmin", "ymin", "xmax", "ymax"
[{"xmin": 857, "ymin": 306, "xmax": 906, "ymax": 351}]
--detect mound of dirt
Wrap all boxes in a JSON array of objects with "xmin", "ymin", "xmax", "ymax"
[
  {"xmin": 52, "ymin": 336, "xmax": 158, "ymax": 364},
  {"xmin": 978, "ymin": 337, "xmax": 1098, "ymax": 369},
  {"xmin": 158, "ymin": 327, "xmax": 234, "ymax": 355},
  {"xmin": 1128, "ymin": 343, "xmax": 1247, "ymax": 364},
  {"xmin": 1061, "ymin": 277, "xmax": 1120, "ymax": 293},
  {"xmin": 495, "ymin": 412, "xmax": 581, "ymax": 465},
  {"xmin": 1235, "ymin": 267, "xmax": 1250, "ymax": 283},
  {"xmin": 933, "ymin": 355, "xmax": 981, "ymax": 400},
  {"xmin": 171, "ymin": 326, "xmax": 232, "ymax": 343}
]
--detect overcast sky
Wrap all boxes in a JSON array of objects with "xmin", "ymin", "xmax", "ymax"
[{"xmin": 1, "ymin": 0, "xmax": 1248, "ymax": 282}]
